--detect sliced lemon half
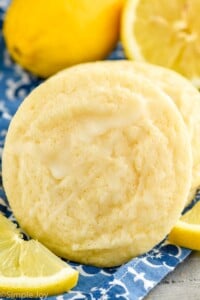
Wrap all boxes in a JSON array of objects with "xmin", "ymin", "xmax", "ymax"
[
  {"xmin": 168, "ymin": 201, "xmax": 200, "ymax": 250},
  {"xmin": 0, "ymin": 213, "xmax": 79, "ymax": 297},
  {"xmin": 121, "ymin": 0, "xmax": 200, "ymax": 85}
]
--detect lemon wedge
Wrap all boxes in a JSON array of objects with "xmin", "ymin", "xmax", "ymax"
[
  {"xmin": 121, "ymin": 0, "xmax": 200, "ymax": 85},
  {"xmin": 0, "ymin": 213, "xmax": 78, "ymax": 297},
  {"xmin": 168, "ymin": 201, "xmax": 200, "ymax": 250}
]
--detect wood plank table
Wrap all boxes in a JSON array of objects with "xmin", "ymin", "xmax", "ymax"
[{"xmin": 146, "ymin": 251, "xmax": 200, "ymax": 300}]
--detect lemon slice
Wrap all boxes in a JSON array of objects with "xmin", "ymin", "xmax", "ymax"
[
  {"xmin": 168, "ymin": 201, "xmax": 200, "ymax": 250},
  {"xmin": 0, "ymin": 213, "xmax": 78, "ymax": 297},
  {"xmin": 121, "ymin": 0, "xmax": 200, "ymax": 85}
]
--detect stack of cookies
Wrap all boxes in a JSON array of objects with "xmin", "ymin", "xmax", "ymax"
[{"xmin": 2, "ymin": 61, "xmax": 200, "ymax": 267}]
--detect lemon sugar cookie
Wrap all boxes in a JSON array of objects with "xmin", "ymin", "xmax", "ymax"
[
  {"xmin": 2, "ymin": 62, "xmax": 192, "ymax": 267},
  {"xmin": 95, "ymin": 60, "xmax": 200, "ymax": 203}
]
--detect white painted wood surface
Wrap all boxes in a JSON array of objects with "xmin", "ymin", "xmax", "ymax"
[{"xmin": 146, "ymin": 251, "xmax": 200, "ymax": 300}]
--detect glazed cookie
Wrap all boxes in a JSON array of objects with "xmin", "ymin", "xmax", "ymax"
[
  {"xmin": 96, "ymin": 60, "xmax": 200, "ymax": 203},
  {"xmin": 2, "ymin": 62, "xmax": 192, "ymax": 267}
]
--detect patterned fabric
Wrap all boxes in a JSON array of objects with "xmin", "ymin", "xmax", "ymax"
[{"xmin": 0, "ymin": 1, "xmax": 194, "ymax": 299}]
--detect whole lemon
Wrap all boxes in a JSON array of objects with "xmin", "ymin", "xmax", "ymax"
[{"xmin": 3, "ymin": 0, "xmax": 125, "ymax": 77}]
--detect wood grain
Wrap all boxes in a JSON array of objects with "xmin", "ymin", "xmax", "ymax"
[{"xmin": 146, "ymin": 251, "xmax": 200, "ymax": 300}]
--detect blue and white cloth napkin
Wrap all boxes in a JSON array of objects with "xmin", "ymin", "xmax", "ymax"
[{"xmin": 0, "ymin": 1, "xmax": 194, "ymax": 299}]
